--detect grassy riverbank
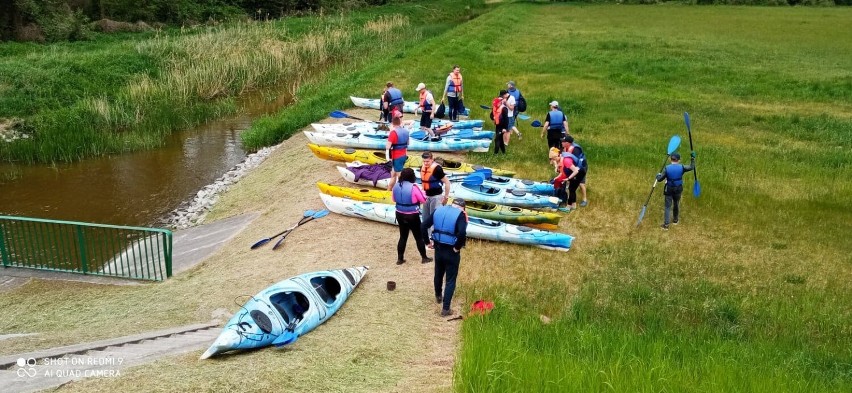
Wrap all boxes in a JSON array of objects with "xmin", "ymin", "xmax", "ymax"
[
  {"xmin": 0, "ymin": 0, "xmax": 486, "ymax": 164},
  {"xmin": 0, "ymin": 3, "xmax": 849, "ymax": 393}
]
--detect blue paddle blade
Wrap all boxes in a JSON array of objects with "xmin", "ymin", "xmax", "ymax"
[
  {"xmin": 462, "ymin": 173, "xmax": 486, "ymax": 185},
  {"xmin": 693, "ymin": 181, "xmax": 701, "ymax": 198},
  {"xmin": 410, "ymin": 131, "xmax": 426, "ymax": 139},
  {"xmin": 304, "ymin": 209, "xmax": 316, "ymax": 217},
  {"xmin": 312, "ymin": 209, "xmax": 330, "ymax": 219},
  {"xmin": 518, "ymin": 114, "xmax": 531, "ymax": 120},
  {"xmin": 531, "ymin": 120, "xmax": 542, "ymax": 128},
  {"xmin": 667, "ymin": 135, "xmax": 682, "ymax": 155},
  {"xmin": 684, "ymin": 112, "xmax": 692, "ymax": 133},
  {"xmin": 330, "ymin": 111, "xmax": 348, "ymax": 119},
  {"xmin": 636, "ymin": 206, "xmax": 647, "ymax": 227},
  {"xmin": 473, "ymin": 168, "xmax": 493, "ymax": 179}
]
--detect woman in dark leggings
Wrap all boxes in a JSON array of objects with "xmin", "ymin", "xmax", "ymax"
[{"xmin": 392, "ymin": 168, "xmax": 433, "ymax": 265}]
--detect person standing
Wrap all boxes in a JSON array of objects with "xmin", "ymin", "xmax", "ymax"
[
  {"xmin": 383, "ymin": 82, "xmax": 405, "ymax": 120},
  {"xmin": 415, "ymin": 82, "xmax": 436, "ymax": 137},
  {"xmin": 392, "ymin": 168, "xmax": 433, "ymax": 264},
  {"xmin": 419, "ymin": 151, "xmax": 452, "ymax": 248},
  {"xmin": 385, "ymin": 113, "xmax": 410, "ymax": 190},
  {"xmin": 491, "ymin": 90, "xmax": 509, "ymax": 154},
  {"xmin": 422, "ymin": 198, "xmax": 468, "ymax": 316},
  {"xmin": 441, "ymin": 65, "xmax": 464, "ymax": 121},
  {"xmin": 656, "ymin": 152, "xmax": 696, "ymax": 230},
  {"xmin": 552, "ymin": 137, "xmax": 585, "ymax": 211},
  {"xmin": 541, "ymin": 101, "xmax": 569, "ymax": 150},
  {"xmin": 561, "ymin": 135, "xmax": 589, "ymax": 207},
  {"xmin": 506, "ymin": 81, "xmax": 523, "ymax": 139}
]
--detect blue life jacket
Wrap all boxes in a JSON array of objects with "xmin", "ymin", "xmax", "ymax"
[
  {"xmin": 664, "ymin": 164, "xmax": 685, "ymax": 186},
  {"xmin": 390, "ymin": 127, "xmax": 409, "ymax": 151},
  {"xmin": 560, "ymin": 153, "xmax": 582, "ymax": 177},
  {"xmin": 431, "ymin": 206, "xmax": 462, "ymax": 246},
  {"xmin": 569, "ymin": 143, "xmax": 587, "ymax": 169},
  {"xmin": 508, "ymin": 88, "xmax": 521, "ymax": 102},
  {"xmin": 392, "ymin": 182, "xmax": 419, "ymax": 213},
  {"xmin": 387, "ymin": 88, "xmax": 404, "ymax": 106},
  {"xmin": 548, "ymin": 110, "xmax": 565, "ymax": 132}
]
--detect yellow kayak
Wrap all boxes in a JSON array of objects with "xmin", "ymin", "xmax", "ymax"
[
  {"xmin": 307, "ymin": 144, "xmax": 516, "ymax": 177},
  {"xmin": 317, "ymin": 183, "xmax": 560, "ymax": 229}
]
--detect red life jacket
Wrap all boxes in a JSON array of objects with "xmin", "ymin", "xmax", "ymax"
[{"xmin": 491, "ymin": 97, "xmax": 504, "ymax": 125}]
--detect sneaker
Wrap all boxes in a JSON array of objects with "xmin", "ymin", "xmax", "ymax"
[
  {"xmin": 396, "ymin": 259, "xmax": 406, "ymax": 265},
  {"xmin": 673, "ymin": 219, "xmax": 679, "ymax": 225},
  {"xmin": 440, "ymin": 309, "xmax": 454, "ymax": 317},
  {"xmin": 436, "ymin": 296, "xmax": 443, "ymax": 304},
  {"xmin": 557, "ymin": 207, "xmax": 572, "ymax": 213},
  {"xmin": 661, "ymin": 224, "xmax": 669, "ymax": 231},
  {"xmin": 421, "ymin": 257, "xmax": 433, "ymax": 264},
  {"xmin": 580, "ymin": 200, "xmax": 588, "ymax": 207}
]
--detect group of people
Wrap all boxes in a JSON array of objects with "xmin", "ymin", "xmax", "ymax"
[
  {"xmin": 381, "ymin": 65, "xmax": 467, "ymax": 136},
  {"xmin": 489, "ymin": 81, "xmax": 525, "ymax": 154}
]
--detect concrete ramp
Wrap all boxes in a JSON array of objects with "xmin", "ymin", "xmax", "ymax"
[{"xmin": 170, "ymin": 212, "xmax": 259, "ymax": 275}]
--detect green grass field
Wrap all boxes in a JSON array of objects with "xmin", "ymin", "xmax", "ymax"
[{"xmin": 0, "ymin": 3, "xmax": 849, "ymax": 392}]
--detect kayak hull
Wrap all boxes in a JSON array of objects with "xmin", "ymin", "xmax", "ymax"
[
  {"xmin": 351, "ymin": 96, "xmax": 471, "ymax": 116},
  {"xmin": 311, "ymin": 123, "xmax": 494, "ymax": 140},
  {"xmin": 304, "ymin": 131, "xmax": 491, "ymax": 153},
  {"xmin": 320, "ymin": 194, "xmax": 572, "ymax": 251},
  {"xmin": 316, "ymin": 182, "xmax": 561, "ymax": 226},
  {"xmin": 200, "ymin": 266, "xmax": 369, "ymax": 359}
]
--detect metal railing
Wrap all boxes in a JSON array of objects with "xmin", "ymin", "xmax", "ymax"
[{"xmin": 0, "ymin": 216, "xmax": 172, "ymax": 281}]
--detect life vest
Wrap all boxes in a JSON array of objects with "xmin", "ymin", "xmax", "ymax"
[
  {"xmin": 431, "ymin": 206, "xmax": 462, "ymax": 246},
  {"xmin": 548, "ymin": 110, "xmax": 565, "ymax": 132},
  {"xmin": 508, "ymin": 88, "xmax": 521, "ymax": 102},
  {"xmin": 421, "ymin": 162, "xmax": 442, "ymax": 191},
  {"xmin": 560, "ymin": 153, "xmax": 581, "ymax": 177},
  {"xmin": 390, "ymin": 126, "xmax": 409, "ymax": 151},
  {"xmin": 566, "ymin": 144, "xmax": 587, "ymax": 168},
  {"xmin": 664, "ymin": 164, "xmax": 685, "ymax": 186},
  {"xmin": 387, "ymin": 87, "xmax": 404, "ymax": 106},
  {"xmin": 492, "ymin": 97, "xmax": 504, "ymax": 126},
  {"xmin": 392, "ymin": 182, "xmax": 419, "ymax": 213},
  {"xmin": 447, "ymin": 73, "xmax": 463, "ymax": 93},
  {"xmin": 419, "ymin": 90, "xmax": 433, "ymax": 112}
]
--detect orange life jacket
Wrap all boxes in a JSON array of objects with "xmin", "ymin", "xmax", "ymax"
[
  {"xmin": 491, "ymin": 97, "xmax": 504, "ymax": 126},
  {"xmin": 419, "ymin": 90, "xmax": 432, "ymax": 111},
  {"xmin": 421, "ymin": 162, "xmax": 440, "ymax": 191},
  {"xmin": 450, "ymin": 73, "xmax": 463, "ymax": 93}
]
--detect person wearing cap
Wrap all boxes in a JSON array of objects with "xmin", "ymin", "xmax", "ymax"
[
  {"xmin": 385, "ymin": 113, "xmax": 410, "ymax": 191},
  {"xmin": 491, "ymin": 90, "xmax": 510, "ymax": 154},
  {"xmin": 419, "ymin": 151, "xmax": 452, "ymax": 249},
  {"xmin": 656, "ymin": 152, "xmax": 696, "ymax": 230},
  {"xmin": 415, "ymin": 83, "xmax": 436, "ymax": 137},
  {"xmin": 561, "ymin": 135, "xmax": 589, "ymax": 207},
  {"xmin": 541, "ymin": 101, "xmax": 569, "ymax": 150},
  {"xmin": 392, "ymin": 168, "xmax": 433, "ymax": 265},
  {"xmin": 506, "ymin": 81, "xmax": 523, "ymax": 139},
  {"xmin": 422, "ymin": 198, "xmax": 468, "ymax": 316},
  {"xmin": 552, "ymin": 136, "xmax": 585, "ymax": 211},
  {"xmin": 383, "ymin": 82, "xmax": 405, "ymax": 122},
  {"xmin": 441, "ymin": 65, "xmax": 464, "ymax": 121}
]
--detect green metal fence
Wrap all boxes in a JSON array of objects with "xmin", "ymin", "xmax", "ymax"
[{"xmin": 0, "ymin": 216, "xmax": 172, "ymax": 281}]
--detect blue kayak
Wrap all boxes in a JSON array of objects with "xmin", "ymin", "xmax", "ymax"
[
  {"xmin": 351, "ymin": 96, "xmax": 471, "ymax": 117},
  {"xmin": 304, "ymin": 131, "xmax": 491, "ymax": 153},
  {"xmin": 200, "ymin": 266, "xmax": 369, "ymax": 359}
]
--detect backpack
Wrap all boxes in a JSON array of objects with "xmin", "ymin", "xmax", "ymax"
[
  {"xmin": 517, "ymin": 93, "xmax": 527, "ymax": 113},
  {"xmin": 435, "ymin": 101, "xmax": 446, "ymax": 119}
]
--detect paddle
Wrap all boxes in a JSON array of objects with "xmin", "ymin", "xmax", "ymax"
[
  {"xmin": 251, "ymin": 210, "xmax": 315, "ymax": 249},
  {"xmin": 479, "ymin": 104, "xmax": 490, "ymax": 110},
  {"xmin": 330, "ymin": 110, "xmax": 371, "ymax": 122},
  {"xmin": 272, "ymin": 209, "xmax": 330, "ymax": 250},
  {"xmin": 684, "ymin": 112, "xmax": 701, "ymax": 198},
  {"xmin": 636, "ymin": 135, "xmax": 682, "ymax": 227},
  {"xmin": 410, "ymin": 129, "xmax": 478, "ymax": 140},
  {"xmin": 461, "ymin": 173, "xmax": 486, "ymax": 186},
  {"xmin": 448, "ymin": 168, "xmax": 493, "ymax": 182}
]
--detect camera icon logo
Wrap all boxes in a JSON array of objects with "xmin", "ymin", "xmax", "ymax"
[{"xmin": 16, "ymin": 357, "xmax": 37, "ymax": 378}]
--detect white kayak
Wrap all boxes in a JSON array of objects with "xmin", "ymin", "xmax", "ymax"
[
  {"xmin": 304, "ymin": 131, "xmax": 491, "ymax": 153},
  {"xmin": 320, "ymin": 194, "xmax": 572, "ymax": 251},
  {"xmin": 337, "ymin": 166, "xmax": 560, "ymax": 209},
  {"xmin": 351, "ymin": 96, "xmax": 471, "ymax": 116},
  {"xmin": 200, "ymin": 266, "xmax": 369, "ymax": 359},
  {"xmin": 310, "ymin": 123, "xmax": 494, "ymax": 140}
]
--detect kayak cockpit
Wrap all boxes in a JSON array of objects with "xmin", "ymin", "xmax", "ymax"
[
  {"xmin": 270, "ymin": 291, "xmax": 310, "ymax": 325},
  {"xmin": 310, "ymin": 276, "xmax": 342, "ymax": 305}
]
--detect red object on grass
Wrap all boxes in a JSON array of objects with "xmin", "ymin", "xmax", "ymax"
[{"xmin": 470, "ymin": 299, "xmax": 494, "ymax": 316}]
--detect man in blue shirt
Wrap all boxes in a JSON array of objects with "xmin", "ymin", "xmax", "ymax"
[{"xmin": 656, "ymin": 153, "xmax": 696, "ymax": 230}]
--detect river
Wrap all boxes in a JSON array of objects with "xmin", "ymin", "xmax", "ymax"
[{"xmin": 0, "ymin": 91, "xmax": 292, "ymax": 227}]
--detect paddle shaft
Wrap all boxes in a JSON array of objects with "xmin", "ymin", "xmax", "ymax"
[{"xmin": 685, "ymin": 113, "xmax": 700, "ymax": 189}]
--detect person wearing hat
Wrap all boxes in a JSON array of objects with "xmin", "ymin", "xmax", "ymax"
[
  {"xmin": 541, "ymin": 101, "xmax": 569, "ymax": 150},
  {"xmin": 656, "ymin": 152, "xmax": 696, "ymax": 230},
  {"xmin": 415, "ymin": 83, "xmax": 436, "ymax": 137},
  {"xmin": 382, "ymin": 82, "xmax": 405, "ymax": 122},
  {"xmin": 419, "ymin": 151, "xmax": 451, "ymax": 249},
  {"xmin": 506, "ymin": 81, "xmax": 523, "ymax": 139},
  {"xmin": 561, "ymin": 135, "xmax": 589, "ymax": 207},
  {"xmin": 422, "ymin": 198, "xmax": 468, "ymax": 316}
]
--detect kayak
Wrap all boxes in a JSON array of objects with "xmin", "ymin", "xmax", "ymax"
[
  {"xmin": 200, "ymin": 266, "xmax": 369, "ymax": 359},
  {"xmin": 316, "ymin": 182, "xmax": 561, "ymax": 227},
  {"xmin": 351, "ymin": 96, "xmax": 471, "ymax": 116},
  {"xmin": 307, "ymin": 144, "xmax": 516, "ymax": 177},
  {"xmin": 310, "ymin": 123, "xmax": 494, "ymax": 140},
  {"xmin": 337, "ymin": 166, "xmax": 560, "ymax": 209},
  {"xmin": 320, "ymin": 194, "xmax": 572, "ymax": 251},
  {"xmin": 304, "ymin": 131, "xmax": 491, "ymax": 153},
  {"xmin": 316, "ymin": 118, "xmax": 483, "ymax": 129}
]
